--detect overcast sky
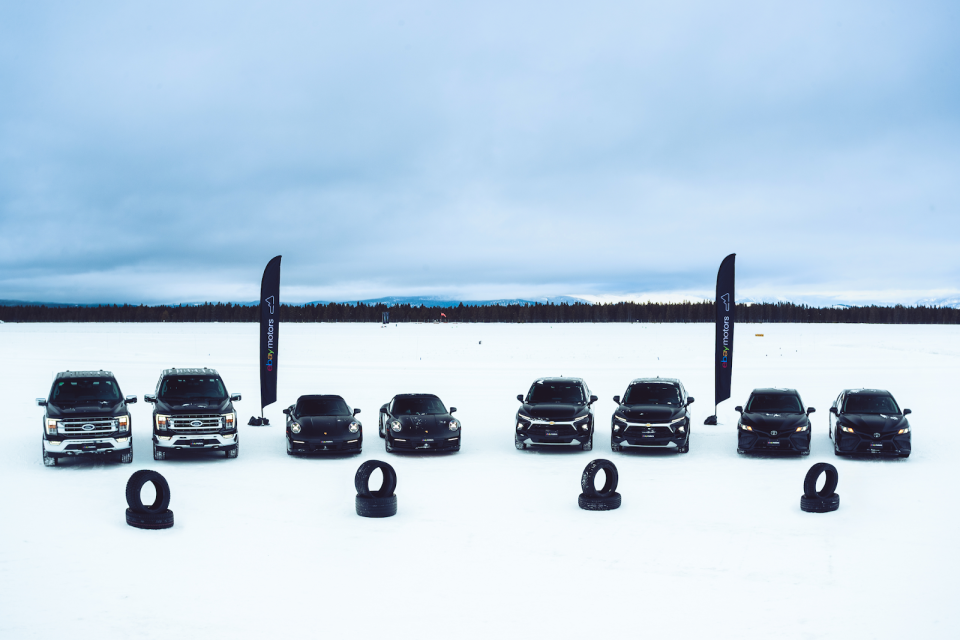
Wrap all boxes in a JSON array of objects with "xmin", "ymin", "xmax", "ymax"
[{"xmin": 1, "ymin": 1, "xmax": 958, "ymax": 305}]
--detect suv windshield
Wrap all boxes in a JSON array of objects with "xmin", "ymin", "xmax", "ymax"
[
  {"xmin": 52, "ymin": 378, "xmax": 121, "ymax": 404},
  {"xmin": 843, "ymin": 394, "xmax": 900, "ymax": 414},
  {"xmin": 393, "ymin": 396, "xmax": 446, "ymax": 415},
  {"xmin": 623, "ymin": 383, "xmax": 681, "ymax": 406},
  {"xmin": 297, "ymin": 396, "xmax": 351, "ymax": 416},
  {"xmin": 527, "ymin": 381, "xmax": 585, "ymax": 404},
  {"xmin": 746, "ymin": 393, "xmax": 803, "ymax": 414},
  {"xmin": 159, "ymin": 376, "xmax": 227, "ymax": 402}
]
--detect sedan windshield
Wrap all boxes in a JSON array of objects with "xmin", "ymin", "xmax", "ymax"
[
  {"xmin": 52, "ymin": 378, "xmax": 121, "ymax": 404},
  {"xmin": 297, "ymin": 396, "xmax": 351, "ymax": 416},
  {"xmin": 842, "ymin": 394, "xmax": 900, "ymax": 414},
  {"xmin": 527, "ymin": 381, "xmax": 585, "ymax": 404},
  {"xmin": 746, "ymin": 393, "xmax": 803, "ymax": 414},
  {"xmin": 393, "ymin": 396, "xmax": 446, "ymax": 415},
  {"xmin": 159, "ymin": 376, "xmax": 227, "ymax": 402},
  {"xmin": 623, "ymin": 383, "xmax": 681, "ymax": 406}
]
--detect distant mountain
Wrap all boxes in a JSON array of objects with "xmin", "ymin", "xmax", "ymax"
[
  {"xmin": 916, "ymin": 297, "xmax": 960, "ymax": 309},
  {"xmin": 313, "ymin": 295, "xmax": 593, "ymax": 308},
  {"xmin": 0, "ymin": 299, "xmax": 94, "ymax": 308}
]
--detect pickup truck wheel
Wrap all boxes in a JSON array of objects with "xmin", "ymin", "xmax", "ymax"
[
  {"xmin": 226, "ymin": 442, "xmax": 239, "ymax": 458},
  {"xmin": 152, "ymin": 442, "xmax": 166, "ymax": 461},
  {"xmin": 42, "ymin": 442, "xmax": 57, "ymax": 467},
  {"xmin": 119, "ymin": 445, "xmax": 133, "ymax": 464}
]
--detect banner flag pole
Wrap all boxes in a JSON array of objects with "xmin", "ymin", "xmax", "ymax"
[
  {"xmin": 704, "ymin": 254, "xmax": 735, "ymax": 425},
  {"xmin": 249, "ymin": 255, "xmax": 281, "ymax": 426}
]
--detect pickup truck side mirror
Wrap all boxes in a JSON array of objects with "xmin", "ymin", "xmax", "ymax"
[
  {"xmin": 903, "ymin": 408, "xmax": 912, "ymax": 415},
  {"xmin": 830, "ymin": 406, "xmax": 838, "ymax": 415},
  {"xmin": 36, "ymin": 398, "xmax": 47, "ymax": 407},
  {"xmin": 354, "ymin": 408, "xmax": 361, "ymax": 415},
  {"xmin": 589, "ymin": 395, "xmax": 598, "ymax": 404},
  {"xmin": 807, "ymin": 407, "xmax": 816, "ymax": 414},
  {"xmin": 125, "ymin": 395, "xmax": 138, "ymax": 404},
  {"xmin": 230, "ymin": 393, "xmax": 242, "ymax": 402},
  {"xmin": 144, "ymin": 394, "xmax": 157, "ymax": 403},
  {"xmin": 449, "ymin": 407, "xmax": 457, "ymax": 414},
  {"xmin": 686, "ymin": 396, "xmax": 695, "ymax": 405},
  {"xmin": 613, "ymin": 395, "xmax": 621, "ymax": 405},
  {"xmin": 517, "ymin": 394, "xmax": 524, "ymax": 403},
  {"xmin": 734, "ymin": 405, "xmax": 743, "ymax": 413}
]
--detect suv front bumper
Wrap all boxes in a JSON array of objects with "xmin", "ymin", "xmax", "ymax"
[
  {"xmin": 154, "ymin": 432, "xmax": 237, "ymax": 450},
  {"xmin": 44, "ymin": 435, "xmax": 131, "ymax": 456}
]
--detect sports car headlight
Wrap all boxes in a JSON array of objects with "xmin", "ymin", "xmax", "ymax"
[
  {"xmin": 290, "ymin": 422, "xmax": 301, "ymax": 434},
  {"xmin": 45, "ymin": 419, "xmax": 59, "ymax": 435},
  {"xmin": 117, "ymin": 415, "xmax": 129, "ymax": 432},
  {"xmin": 614, "ymin": 415, "xmax": 627, "ymax": 424},
  {"xmin": 348, "ymin": 421, "xmax": 360, "ymax": 433},
  {"xmin": 156, "ymin": 414, "xmax": 170, "ymax": 430},
  {"xmin": 898, "ymin": 426, "xmax": 910, "ymax": 434},
  {"xmin": 840, "ymin": 425, "xmax": 855, "ymax": 434},
  {"xmin": 448, "ymin": 419, "xmax": 460, "ymax": 431},
  {"xmin": 391, "ymin": 420, "xmax": 402, "ymax": 432},
  {"xmin": 795, "ymin": 425, "xmax": 809, "ymax": 432}
]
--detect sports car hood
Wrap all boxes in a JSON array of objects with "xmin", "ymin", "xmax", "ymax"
[
  {"xmin": 156, "ymin": 398, "xmax": 233, "ymax": 415},
  {"xmin": 520, "ymin": 404, "xmax": 585, "ymax": 420},
  {"xmin": 618, "ymin": 405, "xmax": 684, "ymax": 423},
  {"xmin": 741, "ymin": 412, "xmax": 808, "ymax": 434},
  {"xmin": 838, "ymin": 414, "xmax": 908, "ymax": 434},
  {"xmin": 46, "ymin": 401, "xmax": 125, "ymax": 419},
  {"xmin": 295, "ymin": 415, "xmax": 357, "ymax": 436},
  {"xmin": 397, "ymin": 414, "xmax": 455, "ymax": 433}
]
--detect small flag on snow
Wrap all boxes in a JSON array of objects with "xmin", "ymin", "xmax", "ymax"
[{"xmin": 441, "ymin": 312, "xmax": 447, "ymax": 318}]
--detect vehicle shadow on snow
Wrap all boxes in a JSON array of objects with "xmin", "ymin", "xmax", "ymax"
[{"xmin": 611, "ymin": 448, "xmax": 682, "ymax": 458}]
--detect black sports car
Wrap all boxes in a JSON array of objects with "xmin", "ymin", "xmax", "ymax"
[
  {"xmin": 379, "ymin": 394, "xmax": 461, "ymax": 452},
  {"xmin": 515, "ymin": 377, "xmax": 597, "ymax": 451},
  {"xmin": 610, "ymin": 378, "xmax": 693, "ymax": 453},
  {"xmin": 829, "ymin": 389, "xmax": 911, "ymax": 458},
  {"xmin": 284, "ymin": 395, "xmax": 362, "ymax": 454},
  {"xmin": 736, "ymin": 388, "xmax": 813, "ymax": 455}
]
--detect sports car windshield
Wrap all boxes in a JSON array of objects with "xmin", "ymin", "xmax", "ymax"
[
  {"xmin": 527, "ymin": 381, "xmax": 585, "ymax": 404},
  {"xmin": 393, "ymin": 396, "xmax": 446, "ymax": 415},
  {"xmin": 746, "ymin": 394, "xmax": 803, "ymax": 414},
  {"xmin": 842, "ymin": 394, "xmax": 900, "ymax": 414},
  {"xmin": 623, "ymin": 383, "xmax": 681, "ymax": 406},
  {"xmin": 52, "ymin": 378, "xmax": 121, "ymax": 404},
  {"xmin": 159, "ymin": 376, "xmax": 228, "ymax": 402},
  {"xmin": 297, "ymin": 397, "xmax": 351, "ymax": 416}
]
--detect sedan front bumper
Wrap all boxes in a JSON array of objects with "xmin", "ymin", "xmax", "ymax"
[
  {"xmin": 836, "ymin": 431, "xmax": 910, "ymax": 456},
  {"xmin": 738, "ymin": 430, "xmax": 810, "ymax": 454}
]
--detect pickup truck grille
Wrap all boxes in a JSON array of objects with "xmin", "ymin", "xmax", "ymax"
[
  {"xmin": 169, "ymin": 414, "xmax": 223, "ymax": 431},
  {"xmin": 61, "ymin": 418, "xmax": 117, "ymax": 434}
]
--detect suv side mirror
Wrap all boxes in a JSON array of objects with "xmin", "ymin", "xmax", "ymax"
[
  {"xmin": 449, "ymin": 407, "xmax": 457, "ymax": 414},
  {"xmin": 589, "ymin": 395, "xmax": 598, "ymax": 404},
  {"xmin": 807, "ymin": 407, "xmax": 816, "ymax": 414},
  {"xmin": 125, "ymin": 395, "xmax": 138, "ymax": 404},
  {"xmin": 230, "ymin": 393, "xmax": 242, "ymax": 402},
  {"xmin": 734, "ymin": 405, "xmax": 743, "ymax": 413},
  {"xmin": 829, "ymin": 407, "xmax": 838, "ymax": 415},
  {"xmin": 613, "ymin": 395, "xmax": 621, "ymax": 405},
  {"xmin": 517, "ymin": 394, "xmax": 524, "ymax": 403},
  {"xmin": 36, "ymin": 398, "xmax": 47, "ymax": 407},
  {"xmin": 686, "ymin": 397, "xmax": 695, "ymax": 405},
  {"xmin": 903, "ymin": 408, "xmax": 912, "ymax": 415},
  {"xmin": 353, "ymin": 408, "xmax": 361, "ymax": 415},
  {"xmin": 144, "ymin": 394, "xmax": 157, "ymax": 403}
]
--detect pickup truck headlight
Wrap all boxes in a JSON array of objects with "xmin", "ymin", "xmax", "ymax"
[
  {"xmin": 348, "ymin": 421, "xmax": 360, "ymax": 433},
  {"xmin": 222, "ymin": 412, "xmax": 236, "ymax": 428},
  {"xmin": 448, "ymin": 419, "xmax": 460, "ymax": 431},
  {"xmin": 117, "ymin": 415, "xmax": 129, "ymax": 432},
  {"xmin": 290, "ymin": 422, "xmax": 301, "ymax": 434},
  {"xmin": 156, "ymin": 414, "xmax": 169, "ymax": 430},
  {"xmin": 45, "ymin": 419, "xmax": 59, "ymax": 435},
  {"xmin": 391, "ymin": 420, "xmax": 402, "ymax": 432}
]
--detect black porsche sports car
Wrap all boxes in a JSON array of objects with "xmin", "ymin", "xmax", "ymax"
[
  {"xmin": 829, "ymin": 389, "xmax": 911, "ymax": 457},
  {"xmin": 515, "ymin": 377, "xmax": 597, "ymax": 450},
  {"xmin": 736, "ymin": 388, "xmax": 813, "ymax": 455},
  {"xmin": 284, "ymin": 395, "xmax": 362, "ymax": 454},
  {"xmin": 379, "ymin": 394, "xmax": 461, "ymax": 452},
  {"xmin": 610, "ymin": 378, "xmax": 693, "ymax": 453}
]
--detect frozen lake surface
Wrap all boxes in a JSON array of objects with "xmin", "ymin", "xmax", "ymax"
[{"xmin": 1, "ymin": 322, "xmax": 958, "ymax": 639}]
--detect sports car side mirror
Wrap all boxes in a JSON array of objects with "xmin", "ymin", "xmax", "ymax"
[
  {"xmin": 36, "ymin": 398, "xmax": 47, "ymax": 407},
  {"xmin": 354, "ymin": 408, "xmax": 361, "ymax": 415},
  {"xmin": 613, "ymin": 395, "xmax": 621, "ymax": 405},
  {"xmin": 125, "ymin": 395, "xmax": 138, "ymax": 404},
  {"xmin": 517, "ymin": 394, "xmax": 524, "ymax": 403},
  {"xmin": 380, "ymin": 406, "xmax": 388, "ymax": 413},
  {"xmin": 807, "ymin": 407, "xmax": 816, "ymax": 414},
  {"xmin": 830, "ymin": 407, "xmax": 838, "ymax": 415},
  {"xmin": 230, "ymin": 393, "xmax": 242, "ymax": 402},
  {"xmin": 282, "ymin": 408, "xmax": 290, "ymax": 415},
  {"xmin": 449, "ymin": 407, "xmax": 457, "ymax": 414},
  {"xmin": 734, "ymin": 406, "xmax": 743, "ymax": 413},
  {"xmin": 589, "ymin": 395, "xmax": 598, "ymax": 404},
  {"xmin": 903, "ymin": 408, "xmax": 912, "ymax": 415},
  {"xmin": 144, "ymin": 394, "xmax": 157, "ymax": 403},
  {"xmin": 686, "ymin": 397, "xmax": 695, "ymax": 405}
]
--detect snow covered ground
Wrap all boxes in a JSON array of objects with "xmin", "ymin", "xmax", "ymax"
[{"xmin": 1, "ymin": 322, "xmax": 958, "ymax": 639}]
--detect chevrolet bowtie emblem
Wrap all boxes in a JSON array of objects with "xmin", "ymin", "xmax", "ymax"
[{"xmin": 549, "ymin": 421, "xmax": 555, "ymax": 425}]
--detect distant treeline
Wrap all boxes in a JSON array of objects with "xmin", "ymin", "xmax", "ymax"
[{"xmin": 2, "ymin": 301, "xmax": 959, "ymax": 324}]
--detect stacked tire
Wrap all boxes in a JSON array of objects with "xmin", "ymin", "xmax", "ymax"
[
  {"xmin": 800, "ymin": 462, "xmax": 840, "ymax": 513},
  {"xmin": 355, "ymin": 460, "xmax": 398, "ymax": 518},
  {"xmin": 125, "ymin": 470, "xmax": 174, "ymax": 529},
  {"xmin": 578, "ymin": 459, "xmax": 621, "ymax": 511}
]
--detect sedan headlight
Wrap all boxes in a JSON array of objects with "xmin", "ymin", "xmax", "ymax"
[
  {"xmin": 840, "ymin": 425, "xmax": 856, "ymax": 434},
  {"xmin": 117, "ymin": 415, "xmax": 129, "ymax": 432},
  {"xmin": 898, "ymin": 426, "xmax": 910, "ymax": 434},
  {"xmin": 391, "ymin": 420, "xmax": 402, "ymax": 432},
  {"xmin": 448, "ymin": 419, "xmax": 460, "ymax": 431},
  {"xmin": 795, "ymin": 425, "xmax": 809, "ymax": 432},
  {"xmin": 156, "ymin": 414, "xmax": 169, "ymax": 430},
  {"xmin": 290, "ymin": 422, "xmax": 301, "ymax": 434},
  {"xmin": 45, "ymin": 419, "xmax": 59, "ymax": 435},
  {"xmin": 739, "ymin": 423, "xmax": 753, "ymax": 431},
  {"xmin": 348, "ymin": 421, "xmax": 360, "ymax": 433}
]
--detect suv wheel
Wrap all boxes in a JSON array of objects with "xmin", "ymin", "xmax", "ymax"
[
  {"xmin": 42, "ymin": 442, "xmax": 57, "ymax": 467},
  {"xmin": 677, "ymin": 442, "xmax": 689, "ymax": 454},
  {"xmin": 581, "ymin": 435, "xmax": 593, "ymax": 451},
  {"xmin": 153, "ymin": 442, "xmax": 166, "ymax": 461},
  {"xmin": 515, "ymin": 434, "xmax": 526, "ymax": 450}
]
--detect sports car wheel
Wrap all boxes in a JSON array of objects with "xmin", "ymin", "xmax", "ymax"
[
  {"xmin": 355, "ymin": 495, "xmax": 397, "ymax": 518},
  {"xmin": 126, "ymin": 507, "xmax": 174, "ymax": 529},
  {"xmin": 355, "ymin": 459, "xmax": 398, "ymax": 498}
]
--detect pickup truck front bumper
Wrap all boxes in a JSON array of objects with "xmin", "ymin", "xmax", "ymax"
[{"xmin": 44, "ymin": 435, "xmax": 131, "ymax": 456}]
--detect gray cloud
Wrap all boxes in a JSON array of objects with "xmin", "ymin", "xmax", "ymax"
[{"xmin": 1, "ymin": 0, "xmax": 958, "ymax": 304}]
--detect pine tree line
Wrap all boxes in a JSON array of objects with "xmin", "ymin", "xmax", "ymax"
[{"xmin": 1, "ymin": 301, "xmax": 959, "ymax": 324}]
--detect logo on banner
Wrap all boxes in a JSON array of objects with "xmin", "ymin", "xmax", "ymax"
[
  {"xmin": 264, "ymin": 295, "xmax": 275, "ymax": 315},
  {"xmin": 266, "ymin": 318, "xmax": 276, "ymax": 371},
  {"xmin": 721, "ymin": 293, "xmax": 730, "ymax": 311}
]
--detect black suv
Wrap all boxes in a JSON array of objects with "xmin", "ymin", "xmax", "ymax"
[
  {"xmin": 829, "ymin": 389, "xmax": 911, "ymax": 458},
  {"xmin": 515, "ymin": 377, "xmax": 597, "ymax": 451},
  {"xmin": 144, "ymin": 368, "xmax": 241, "ymax": 460},
  {"xmin": 37, "ymin": 370, "xmax": 138, "ymax": 466},
  {"xmin": 379, "ymin": 394, "xmax": 461, "ymax": 452},
  {"xmin": 736, "ymin": 388, "xmax": 813, "ymax": 455},
  {"xmin": 284, "ymin": 395, "xmax": 363, "ymax": 454},
  {"xmin": 611, "ymin": 378, "xmax": 693, "ymax": 453}
]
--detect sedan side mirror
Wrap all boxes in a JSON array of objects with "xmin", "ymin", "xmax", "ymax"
[
  {"xmin": 903, "ymin": 408, "xmax": 912, "ymax": 416},
  {"xmin": 829, "ymin": 407, "xmax": 838, "ymax": 415},
  {"xmin": 230, "ymin": 393, "xmax": 242, "ymax": 402},
  {"xmin": 686, "ymin": 397, "xmax": 695, "ymax": 405},
  {"xmin": 613, "ymin": 395, "xmax": 621, "ymax": 405},
  {"xmin": 354, "ymin": 408, "xmax": 361, "ymax": 415},
  {"xmin": 734, "ymin": 405, "xmax": 743, "ymax": 413},
  {"xmin": 144, "ymin": 394, "xmax": 157, "ymax": 403},
  {"xmin": 517, "ymin": 394, "xmax": 524, "ymax": 403},
  {"xmin": 449, "ymin": 407, "xmax": 457, "ymax": 414},
  {"xmin": 125, "ymin": 395, "xmax": 138, "ymax": 404},
  {"xmin": 807, "ymin": 407, "xmax": 816, "ymax": 414},
  {"xmin": 589, "ymin": 395, "xmax": 598, "ymax": 404},
  {"xmin": 36, "ymin": 398, "xmax": 47, "ymax": 407}
]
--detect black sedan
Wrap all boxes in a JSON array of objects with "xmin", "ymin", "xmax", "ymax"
[
  {"xmin": 829, "ymin": 389, "xmax": 911, "ymax": 458},
  {"xmin": 736, "ymin": 388, "xmax": 813, "ymax": 455},
  {"xmin": 284, "ymin": 395, "xmax": 362, "ymax": 454},
  {"xmin": 611, "ymin": 378, "xmax": 693, "ymax": 453},
  {"xmin": 379, "ymin": 394, "xmax": 461, "ymax": 452},
  {"xmin": 515, "ymin": 377, "xmax": 597, "ymax": 451}
]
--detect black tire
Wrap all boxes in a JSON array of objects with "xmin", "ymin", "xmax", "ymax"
[
  {"xmin": 737, "ymin": 448, "xmax": 745, "ymax": 454},
  {"xmin": 125, "ymin": 470, "xmax": 171, "ymax": 514},
  {"xmin": 379, "ymin": 416, "xmax": 385, "ymax": 438},
  {"xmin": 153, "ymin": 442, "xmax": 166, "ymax": 461},
  {"xmin": 803, "ymin": 462, "xmax": 839, "ymax": 497},
  {"xmin": 355, "ymin": 460, "xmax": 398, "ymax": 498},
  {"xmin": 515, "ymin": 434, "xmax": 526, "ymax": 450},
  {"xmin": 119, "ymin": 444, "xmax": 133, "ymax": 464},
  {"xmin": 385, "ymin": 437, "xmax": 395, "ymax": 453},
  {"xmin": 126, "ymin": 507, "xmax": 174, "ymax": 529},
  {"xmin": 610, "ymin": 442, "xmax": 622, "ymax": 452},
  {"xmin": 226, "ymin": 442, "xmax": 238, "ymax": 458},
  {"xmin": 677, "ymin": 442, "xmax": 689, "ymax": 454},
  {"xmin": 578, "ymin": 492, "xmax": 621, "ymax": 511},
  {"xmin": 581, "ymin": 434, "xmax": 593, "ymax": 451},
  {"xmin": 356, "ymin": 494, "xmax": 397, "ymax": 518},
  {"xmin": 899, "ymin": 452, "xmax": 911, "ymax": 458},
  {"xmin": 42, "ymin": 441, "xmax": 57, "ymax": 467},
  {"xmin": 800, "ymin": 493, "xmax": 840, "ymax": 513},
  {"xmin": 801, "ymin": 450, "xmax": 810, "ymax": 456},
  {"xmin": 580, "ymin": 459, "xmax": 619, "ymax": 498}
]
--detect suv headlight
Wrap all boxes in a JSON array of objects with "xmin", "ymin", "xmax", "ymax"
[
  {"xmin": 448, "ymin": 419, "xmax": 460, "ymax": 431},
  {"xmin": 45, "ymin": 418, "xmax": 59, "ymax": 435},
  {"xmin": 614, "ymin": 415, "xmax": 627, "ymax": 424},
  {"xmin": 156, "ymin": 414, "xmax": 169, "ymax": 430},
  {"xmin": 117, "ymin": 415, "xmax": 129, "ymax": 432},
  {"xmin": 391, "ymin": 420, "xmax": 402, "ymax": 432},
  {"xmin": 222, "ymin": 412, "xmax": 236, "ymax": 429},
  {"xmin": 348, "ymin": 421, "xmax": 360, "ymax": 433},
  {"xmin": 573, "ymin": 415, "xmax": 590, "ymax": 424},
  {"xmin": 291, "ymin": 422, "xmax": 301, "ymax": 434},
  {"xmin": 517, "ymin": 413, "xmax": 533, "ymax": 423}
]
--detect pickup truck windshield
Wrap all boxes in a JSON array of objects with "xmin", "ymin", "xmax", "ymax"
[
  {"xmin": 159, "ymin": 376, "xmax": 227, "ymax": 402},
  {"xmin": 52, "ymin": 378, "xmax": 121, "ymax": 404}
]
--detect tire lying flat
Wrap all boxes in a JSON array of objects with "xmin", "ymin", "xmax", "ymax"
[
  {"xmin": 356, "ymin": 495, "xmax": 398, "ymax": 518},
  {"xmin": 126, "ymin": 508, "xmax": 174, "ymax": 530}
]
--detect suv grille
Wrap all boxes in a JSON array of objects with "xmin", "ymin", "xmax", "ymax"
[
  {"xmin": 169, "ymin": 414, "xmax": 223, "ymax": 432},
  {"xmin": 62, "ymin": 418, "xmax": 117, "ymax": 435}
]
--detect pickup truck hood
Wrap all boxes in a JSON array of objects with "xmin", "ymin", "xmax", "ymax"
[
  {"xmin": 46, "ymin": 401, "xmax": 125, "ymax": 419},
  {"xmin": 155, "ymin": 398, "xmax": 233, "ymax": 415}
]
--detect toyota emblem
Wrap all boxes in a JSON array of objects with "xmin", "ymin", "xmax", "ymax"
[
  {"xmin": 770, "ymin": 430, "xmax": 778, "ymax": 436},
  {"xmin": 81, "ymin": 423, "xmax": 95, "ymax": 431},
  {"xmin": 190, "ymin": 420, "xmax": 203, "ymax": 427}
]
